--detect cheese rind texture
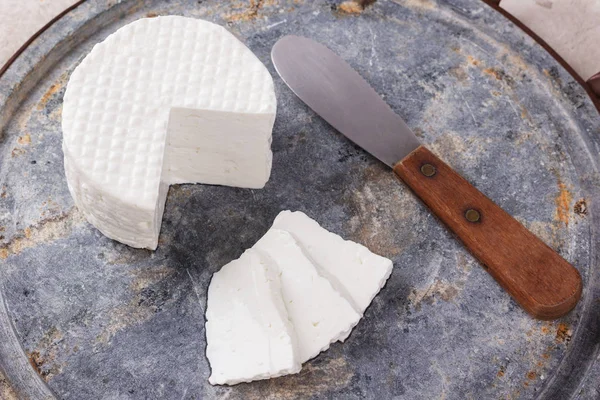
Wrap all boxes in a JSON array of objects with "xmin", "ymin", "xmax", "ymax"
[
  {"xmin": 272, "ymin": 210, "xmax": 393, "ymax": 314},
  {"xmin": 254, "ymin": 229, "xmax": 361, "ymax": 363},
  {"xmin": 205, "ymin": 250, "xmax": 300, "ymax": 386},
  {"xmin": 62, "ymin": 16, "xmax": 276, "ymax": 249}
]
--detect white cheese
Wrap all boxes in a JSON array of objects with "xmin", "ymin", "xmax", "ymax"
[
  {"xmin": 205, "ymin": 249, "xmax": 300, "ymax": 386},
  {"xmin": 253, "ymin": 229, "xmax": 361, "ymax": 363},
  {"xmin": 62, "ymin": 16, "xmax": 276, "ymax": 249},
  {"xmin": 272, "ymin": 211, "xmax": 393, "ymax": 315}
]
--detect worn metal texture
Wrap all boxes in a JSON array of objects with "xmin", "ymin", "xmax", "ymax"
[{"xmin": 0, "ymin": 0, "xmax": 599, "ymax": 399}]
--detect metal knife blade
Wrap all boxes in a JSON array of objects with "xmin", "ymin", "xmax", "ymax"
[{"xmin": 271, "ymin": 35, "xmax": 421, "ymax": 167}]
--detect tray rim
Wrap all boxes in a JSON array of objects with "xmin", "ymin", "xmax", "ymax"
[{"xmin": 0, "ymin": 0, "xmax": 599, "ymax": 399}]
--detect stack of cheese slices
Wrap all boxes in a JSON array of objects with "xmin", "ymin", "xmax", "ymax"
[{"xmin": 206, "ymin": 210, "xmax": 393, "ymax": 385}]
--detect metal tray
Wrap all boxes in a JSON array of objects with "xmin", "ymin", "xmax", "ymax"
[{"xmin": 1, "ymin": 0, "xmax": 599, "ymax": 399}]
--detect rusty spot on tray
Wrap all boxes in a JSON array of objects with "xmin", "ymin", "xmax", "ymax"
[
  {"xmin": 408, "ymin": 278, "xmax": 462, "ymax": 309},
  {"xmin": 225, "ymin": 0, "xmax": 265, "ymax": 22},
  {"xmin": 0, "ymin": 207, "xmax": 84, "ymax": 259},
  {"xmin": 337, "ymin": 0, "xmax": 375, "ymax": 14},
  {"xmin": 17, "ymin": 134, "xmax": 31, "ymax": 145},
  {"xmin": 0, "ymin": 369, "xmax": 19, "ymax": 400},
  {"xmin": 428, "ymin": 131, "xmax": 478, "ymax": 167},
  {"xmin": 543, "ymin": 68, "xmax": 562, "ymax": 86},
  {"xmin": 37, "ymin": 74, "xmax": 68, "ymax": 110},
  {"xmin": 338, "ymin": 1, "xmax": 363, "ymax": 13},
  {"xmin": 27, "ymin": 351, "xmax": 61, "ymax": 382},
  {"xmin": 526, "ymin": 371, "xmax": 536, "ymax": 380},
  {"xmin": 402, "ymin": 0, "xmax": 435, "ymax": 10},
  {"xmin": 48, "ymin": 105, "xmax": 63, "ymax": 122},
  {"xmin": 238, "ymin": 356, "xmax": 353, "ymax": 399},
  {"xmin": 556, "ymin": 322, "xmax": 572, "ymax": 343},
  {"xmin": 555, "ymin": 181, "xmax": 573, "ymax": 226},
  {"xmin": 27, "ymin": 327, "xmax": 64, "ymax": 382},
  {"xmin": 542, "ymin": 352, "xmax": 550, "ymax": 359},
  {"xmin": 129, "ymin": 265, "xmax": 175, "ymax": 292},
  {"xmin": 541, "ymin": 325, "xmax": 550, "ymax": 334},
  {"xmin": 40, "ymin": 198, "xmax": 63, "ymax": 218},
  {"xmin": 95, "ymin": 265, "xmax": 175, "ymax": 345},
  {"xmin": 28, "ymin": 350, "xmax": 45, "ymax": 376},
  {"xmin": 105, "ymin": 246, "xmax": 153, "ymax": 265},
  {"xmin": 574, "ymin": 199, "xmax": 587, "ymax": 216},
  {"xmin": 524, "ymin": 220, "xmax": 564, "ymax": 250},
  {"xmin": 449, "ymin": 66, "xmax": 468, "ymax": 82},
  {"xmin": 95, "ymin": 302, "xmax": 156, "ymax": 345},
  {"xmin": 439, "ymin": 286, "xmax": 458, "ymax": 301},
  {"xmin": 497, "ymin": 366, "xmax": 506, "ymax": 378},
  {"xmin": 346, "ymin": 164, "xmax": 415, "ymax": 257},
  {"xmin": 456, "ymin": 252, "xmax": 474, "ymax": 275},
  {"xmin": 146, "ymin": 12, "xmax": 159, "ymax": 18},
  {"xmin": 466, "ymin": 55, "xmax": 480, "ymax": 67},
  {"xmin": 458, "ymin": 50, "xmax": 518, "ymax": 97},
  {"xmin": 11, "ymin": 148, "xmax": 25, "ymax": 157},
  {"xmin": 483, "ymin": 67, "xmax": 503, "ymax": 80},
  {"xmin": 498, "ymin": 45, "xmax": 531, "ymax": 75}
]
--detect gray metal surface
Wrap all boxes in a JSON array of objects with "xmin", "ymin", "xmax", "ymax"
[
  {"xmin": 0, "ymin": 0, "xmax": 599, "ymax": 399},
  {"xmin": 272, "ymin": 35, "xmax": 421, "ymax": 166}
]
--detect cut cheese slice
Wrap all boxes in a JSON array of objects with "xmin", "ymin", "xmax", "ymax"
[
  {"xmin": 253, "ymin": 229, "xmax": 361, "ymax": 363},
  {"xmin": 205, "ymin": 249, "xmax": 300, "ymax": 386},
  {"xmin": 62, "ymin": 16, "xmax": 276, "ymax": 249},
  {"xmin": 272, "ymin": 211, "xmax": 393, "ymax": 314}
]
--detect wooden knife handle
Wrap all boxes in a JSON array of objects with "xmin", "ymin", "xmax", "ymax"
[{"xmin": 393, "ymin": 145, "xmax": 582, "ymax": 320}]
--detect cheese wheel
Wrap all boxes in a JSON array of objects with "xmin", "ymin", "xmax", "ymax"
[{"xmin": 62, "ymin": 16, "xmax": 276, "ymax": 249}]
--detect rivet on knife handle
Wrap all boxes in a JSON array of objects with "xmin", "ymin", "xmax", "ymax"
[{"xmin": 394, "ymin": 145, "xmax": 582, "ymax": 320}]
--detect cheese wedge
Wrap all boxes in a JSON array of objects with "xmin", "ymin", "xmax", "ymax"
[
  {"xmin": 205, "ymin": 249, "xmax": 300, "ymax": 386},
  {"xmin": 62, "ymin": 16, "xmax": 276, "ymax": 249},
  {"xmin": 253, "ymin": 229, "xmax": 361, "ymax": 363},
  {"xmin": 272, "ymin": 211, "xmax": 393, "ymax": 314}
]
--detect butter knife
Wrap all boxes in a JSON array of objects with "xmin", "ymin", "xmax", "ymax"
[{"xmin": 271, "ymin": 35, "xmax": 581, "ymax": 320}]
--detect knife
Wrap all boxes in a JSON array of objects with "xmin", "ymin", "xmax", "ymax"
[{"xmin": 271, "ymin": 35, "xmax": 582, "ymax": 320}]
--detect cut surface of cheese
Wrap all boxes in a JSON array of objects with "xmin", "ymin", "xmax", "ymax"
[
  {"xmin": 272, "ymin": 211, "xmax": 393, "ymax": 314},
  {"xmin": 62, "ymin": 16, "xmax": 276, "ymax": 249},
  {"xmin": 205, "ymin": 249, "xmax": 300, "ymax": 386},
  {"xmin": 253, "ymin": 229, "xmax": 361, "ymax": 363}
]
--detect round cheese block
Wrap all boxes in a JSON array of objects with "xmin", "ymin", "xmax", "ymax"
[{"xmin": 62, "ymin": 16, "xmax": 276, "ymax": 249}]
